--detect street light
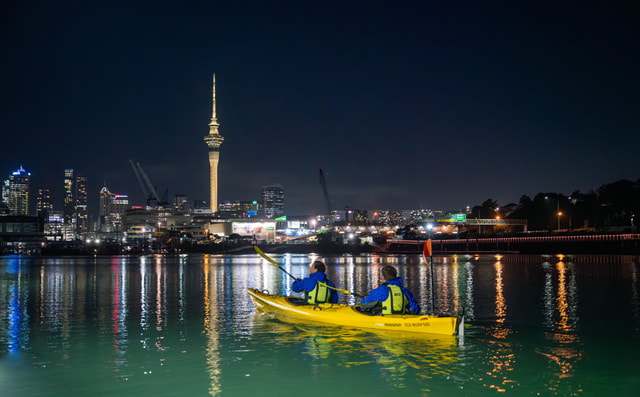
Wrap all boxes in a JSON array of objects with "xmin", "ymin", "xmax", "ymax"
[
  {"xmin": 557, "ymin": 210, "xmax": 562, "ymax": 231},
  {"xmin": 545, "ymin": 196, "xmax": 561, "ymax": 232}
]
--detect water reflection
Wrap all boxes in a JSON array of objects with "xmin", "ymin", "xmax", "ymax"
[
  {"xmin": 463, "ymin": 261, "xmax": 475, "ymax": 321},
  {"xmin": 250, "ymin": 312, "xmax": 459, "ymax": 391},
  {"xmin": 480, "ymin": 258, "xmax": 517, "ymax": 393},
  {"xmin": 538, "ymin": 256, "xmax": 583, "ymax": 390},
  {"xmin": 4, "ymin": 257, "xmax": 30, "ymax": 353},
  {"xmin": 203, "ymin": 255, "xmax": 222, "ymax": 396},
  {"xmin": 631, "ymin": 260, "xmax": 640, "ymax": 332},
  {"xmin": 112, "ymin": 256, "xmax": 128, "ymax": 376},
  {"xmin": 1, "ymin": 254, "xmax": 639, "ymax": 396}
]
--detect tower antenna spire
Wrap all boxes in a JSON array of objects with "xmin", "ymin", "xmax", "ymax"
[{"xmin": 210, "ymin": 73, "xmax": 217, "ymax": 125}]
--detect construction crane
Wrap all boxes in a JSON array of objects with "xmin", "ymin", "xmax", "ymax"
[
  {"xmin": 129, "ymin": 160, "xmax": 168, "ymax": 207},
  {"xmin": 319, "ymin": 169, "xmax": 332, "ymax": 216}
]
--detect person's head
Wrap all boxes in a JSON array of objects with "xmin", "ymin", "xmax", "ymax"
[
  {"xmin": 310, "ymin": 260, "xmax": 326, "ymax": 273},
  {"xmin": 381, "ymin": 265, "xmax": 397, "ymax": 281}
]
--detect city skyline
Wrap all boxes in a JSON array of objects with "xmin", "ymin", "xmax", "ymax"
[{"xmin": 2, "ymin": 2, "xmax": 638, "ymax": 215}]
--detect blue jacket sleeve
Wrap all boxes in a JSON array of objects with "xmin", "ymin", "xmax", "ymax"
[
  {"xmin": 361, "ymin": 285, "xmax": 389, "ymax": 304},
  {"xmin": 291, "ymin": 277, "xmax": 315, "ymax": 292}
]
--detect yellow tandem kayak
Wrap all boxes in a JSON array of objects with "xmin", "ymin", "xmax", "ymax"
[{"xmin": 248, "ymin": 288, "xmax": 464, "ymax": 337}]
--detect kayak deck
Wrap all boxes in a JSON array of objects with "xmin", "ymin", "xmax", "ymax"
[{"xmin": 248, "ymin": 288, "xmax": 463, "ymax": 337}]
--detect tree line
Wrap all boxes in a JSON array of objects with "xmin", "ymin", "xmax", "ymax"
[{"xmin": 471, "ymin": 179, "xmax": 639, "ymax": 232}]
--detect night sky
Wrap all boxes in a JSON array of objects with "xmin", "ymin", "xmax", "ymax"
[{"xmin": 2, "ymin": 1, "xmax": 638, "ymax": 216}]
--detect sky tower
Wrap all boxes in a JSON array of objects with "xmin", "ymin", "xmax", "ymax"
[{"xmin": 203, "ymin": 74, "xmax": 224, "ymax": 212}]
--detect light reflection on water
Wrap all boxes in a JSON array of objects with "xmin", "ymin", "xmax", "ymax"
[
  {"xmin": 249, "ymin": 312, "xmax": 460, "ymax": 392},
  {"xmin": 0, "ymin": 253, "xmax": 639, "ymax": 396}
]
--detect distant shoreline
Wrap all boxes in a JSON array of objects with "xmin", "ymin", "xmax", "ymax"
[{"xmin": 32, "ymin": 232, "xmax": 640, "ymax": 256}]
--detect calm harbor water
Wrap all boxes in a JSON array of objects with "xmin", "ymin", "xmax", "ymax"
[{"xmin": 1, "ymin": 253, "xmax": 639, "ymax": 396}]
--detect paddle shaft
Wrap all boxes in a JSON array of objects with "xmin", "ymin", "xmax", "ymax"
[
  {"xmin": 423, "ymin": 240, "xmax": 436, "ymax": 315},
  {"xmin": 253, "ymin": 245, "xmax": 364, "ymax": 298},
  {"xmin": 254, "ymin": 245, "xmax": 296, "ymax": 280},
  {"xmin": 320, "ymin": 282, "xmax": 364, "ymax": 298}
]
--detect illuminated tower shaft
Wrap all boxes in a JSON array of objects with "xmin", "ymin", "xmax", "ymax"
[{"xmin": 203, "ymin": 74, "xmax": 224, "ymax": 212}]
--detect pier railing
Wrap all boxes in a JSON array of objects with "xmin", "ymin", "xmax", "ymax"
[{"xmin": 385, "ymin": 233, "xmax": 640, "ymax": 255}]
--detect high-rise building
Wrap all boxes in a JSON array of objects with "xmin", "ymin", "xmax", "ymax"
[
  {"xmin": 63, "ymin": 169, "xmax": 75, "ymax": 224},
  {"xmin": 75, "ymin": 174, "xmax": 88, "ymax": 232},
  {"xmin": 2, "ymin": 166, "xmax": 30, "ymax": 215},
  {"xmin": 99, "ymin": 186, "xmax": 112, "ymax": 220},
  {"xmin": 99, "ymin": 185, "xmax": 128, "ymax": 232},
  {"xmin": 261, "ymin": 184, "xmax": 284, "ymax": 218},
  {"xmin": 63, "ymin": 169, "xmax": 89, "ymax": 232},
  {"xmin": 203, "ymin": 74, "xmax": 224, "ymax": 213},
  {"xmin": 36, "ymin": 187, "xmax": 53, "ymax": 218}
]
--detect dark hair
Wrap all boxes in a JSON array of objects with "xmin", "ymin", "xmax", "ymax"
[
  {"xmin": 381, "ymin": 265, "xmax": 397, "ymax": 280},
  {"xmin": 312, "ymin": 260, "xmax": 326, "ymax": 272}
]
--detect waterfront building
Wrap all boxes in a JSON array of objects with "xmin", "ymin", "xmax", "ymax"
[
  {"xmin": 261, "ymin": 184, "xmax": 284, "ymax": 218},
  {"xmin": 371, "ymin": 210, "xmax": 405, "ymax": 226},
  {"xmin": 2, "ymin": 166, "xmax": 30, "ymax": 216},
  {"xmin": 0, "ymin": 215, "xmax": 44, "ymax": 254},
  {"xmin": 203, "ymin": 74, "xmax": 224, "ymax": 214},
  {"xmin": 218, "ymin": 200, "xmax": 260, "ymax": 219},
  {"xmin": 44, "ymin": 211, "xmax": 75, "ymax": 241},
  {"xmin": 36, "ymin": 187, "xmax": 53, "ymax": 218},
  {"xmin": 351, "ymin": 209, "xmax": 369, "ymax": 224}
]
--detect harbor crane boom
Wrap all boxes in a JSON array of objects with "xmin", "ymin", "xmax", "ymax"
[
  {"xmin": 319, "ymin": 169, "xmax": 332, "ymax": 216},
  {"xmin": 129, "ymin": 159, "xmax": 162, "ymax": 206}
]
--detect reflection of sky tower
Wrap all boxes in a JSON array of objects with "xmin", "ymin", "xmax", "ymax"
[{"xmin": 203, "ymin": 74, "xmax": 224, "ymax": 212}]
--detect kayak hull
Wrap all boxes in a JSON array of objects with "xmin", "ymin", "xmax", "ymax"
[{"xmin": 248, "ymin": 288, "xmax": 463, "ymax": 336}]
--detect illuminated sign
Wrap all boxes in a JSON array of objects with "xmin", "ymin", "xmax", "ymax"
[
  {"xmin": 436, "ymin": 214, "xmax": 467, "ymax": 223},
  {"xmin": 232, "ymin": 222, "xmax": 276, "ymax": 241}
]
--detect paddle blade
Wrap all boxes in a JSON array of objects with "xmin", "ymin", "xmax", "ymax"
[
  {"xmin": 254, "ymin": 245, "xmax": 278, "ymax": 265},
  {"xmin": 423, "ymin": 239, "xmax": 433, "ymax": 262}
]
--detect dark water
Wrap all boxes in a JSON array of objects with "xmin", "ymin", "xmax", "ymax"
[{"xmin": 1, "ymin": 253, "xmax": 639, "ymax": 396}]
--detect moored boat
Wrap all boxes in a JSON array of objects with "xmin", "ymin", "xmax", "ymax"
[{"xmin": 248, "ymin": 288, "xmax": 463, "ymax": 337}]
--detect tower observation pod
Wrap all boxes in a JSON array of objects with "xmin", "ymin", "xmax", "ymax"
[{"xmin": 204, "ymin": 74, "xmax": 224, "ymax": 212}]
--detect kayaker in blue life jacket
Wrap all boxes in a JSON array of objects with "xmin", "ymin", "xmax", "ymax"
[
  {"xmin": 292, "ymin": 260, "xmax": 339, "ymax": 304},
  {"xmin": 361, "ymin": 265, "xmax": 420, "ymax": 314}
]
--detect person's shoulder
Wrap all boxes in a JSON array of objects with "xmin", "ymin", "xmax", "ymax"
[{"xmin": 373, "ymin": 283, "xmax": 389, "ymax": 292}]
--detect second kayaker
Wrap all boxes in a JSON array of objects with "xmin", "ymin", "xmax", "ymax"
[
  {"xmin": 360, "ymin": 265, "xmax": 420, "ymax": 315},
  {"xmin": 292, "ymin": 260, "xmax": 339, "ymax": 304}
]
